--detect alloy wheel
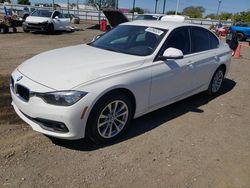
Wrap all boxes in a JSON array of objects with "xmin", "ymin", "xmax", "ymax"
[
  {"xmin": 212, "ymin": 70, "xmax": 224, "ymax": 93},
  {"xmin": 97, "ymin": 100, "xmax": 129, "ymax": 138}
]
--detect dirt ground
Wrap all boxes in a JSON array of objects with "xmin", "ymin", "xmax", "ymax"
[{"xmin": 0, "ymin": 25, "xmax": 250, "ymax": 188}]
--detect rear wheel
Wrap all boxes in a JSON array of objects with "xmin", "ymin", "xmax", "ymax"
[
  {"xmin": 87, "ymin": 92, "xmax": 133, "ymax": 144},
  {"xmin": 207, "ymin": 67, "xmax": 225, "ymax": 95},
  {"xmin": 23, "ymin": 14, "xmax": 29, "ymax": 21},
  {"xmin": 236, "ymin": 32, "xmax": 245, "ymax": 41}
]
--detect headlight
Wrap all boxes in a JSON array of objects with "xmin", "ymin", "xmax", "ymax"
[
  {"xmin": 36, "ymin": 91, "xmax": 87, "ymax": 106},
  {"xmin": 41, "ymin": 21, "xmax": 49, "ymax": 25}
]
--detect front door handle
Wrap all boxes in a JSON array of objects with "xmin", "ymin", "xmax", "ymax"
[{"xmin": 187, "ymin": 61, "xmax": 194, "ymax": 66}]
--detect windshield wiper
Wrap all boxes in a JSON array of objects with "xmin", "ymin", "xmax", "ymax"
[{"xmin": 104, "ymin": 47, "xmax": 118, "ymax": 52}]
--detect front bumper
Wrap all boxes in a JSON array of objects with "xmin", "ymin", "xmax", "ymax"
[
  {"xmin": 22, "ymin": 21, "xmax": 50, "ymax": 32},
  {"xmin": 10, "ymin": 70, "xmax": 97, "ymax": 140}
]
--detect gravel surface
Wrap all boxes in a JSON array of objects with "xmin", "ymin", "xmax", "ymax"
[{"xmin": 0, "ymin": 25, "xmax": 250, "ymax": 188}]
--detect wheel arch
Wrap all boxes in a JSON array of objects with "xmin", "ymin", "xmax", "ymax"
[
  {"xmin": 91, "ymin": 87, "xmax": 137, "ymax": 118},
  {"xmin": 219, "ymin": 63, "xmax": 226, "ymax": 74},
  {"xmin": 84, "ymin": 86, "xmax": 137, "ymax": 139}
]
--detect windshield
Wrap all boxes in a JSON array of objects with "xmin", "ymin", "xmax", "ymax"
[
  {"xmin": 90, "ymin": 25, "xmax": 167, "ymax": 56},
  {"xmin": 31, "ymin": 10, "xmax": 52, "ymax": 17}
]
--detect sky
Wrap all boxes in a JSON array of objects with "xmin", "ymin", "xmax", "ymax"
[{"xmin": 27, "ymin": 0, "xmax": 250, "ymax": 15}]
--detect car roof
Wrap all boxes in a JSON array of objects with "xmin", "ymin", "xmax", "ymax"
[{"xmin": 121, "ymin": 20, "xmax": 194, "ymax": 30}]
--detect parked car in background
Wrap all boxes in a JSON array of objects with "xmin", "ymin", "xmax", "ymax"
[
  {"xmin": 22, "ymin": 10, "xmax": 71, "ymax": 33},
  {"xmin": 160, "ymin": 15, "xmax": 188, "ymax": 22},
  {"xmin": 64, "ymin": 13, "xmax": 80, "ymax": 24},
  {"xmin": 11, "ymin": 21, "xmax": 232, "ymax": 144},
  {"xmin": 19, "ymin": 6, "xmax": 36, "ymax": 21},
  {"xmin": 230, "ymin": 23, "xmax": 250, "ymax": 41},
  {"xmin": 135, "ymin": 14, "xmax": 163, "ymax": 20}
]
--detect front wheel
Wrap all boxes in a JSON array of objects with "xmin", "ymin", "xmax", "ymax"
[
  {"xmin": 207, "ymin": 67, "xmax": 225, "ymax": 95},
  {"xmin": 23, "ymin": 27, "xmax": 30, "ymax": 33},
  {"xmin": 3, "ymin": 26, "xmax": 9, "ymax": 33},
  {"xmin": 45, "ymin": 23, "xmax": 54, "ymax": 34},
  {"xmin": 87, "ymin": 92, "xmax": 133, "ymax": 144}
]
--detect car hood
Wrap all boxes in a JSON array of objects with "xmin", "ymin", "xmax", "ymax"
[
  {"xmin": 102, "ymin": 9, "xmax": 129, "ymax": 27},
  {"xmin": 17, "ymin": 44, "xmax": 145, "ymax": 90},
  {"xmin": 25, "ymin": 16, "xmax": 50, "ymax": 23}
]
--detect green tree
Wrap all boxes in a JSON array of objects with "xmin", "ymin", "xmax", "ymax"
[
  {"xmin": 166, "ymin": 10, "xmax": 181, "ymax": 15},
  {"xmin": 129, "ymin": 7, "xmax": 144, "ymax": 14},
  {"xmin": 182, "ymin": 6, "xmax": 205, "ymax": 18},
  {"xmin": 86, "ymin": 0, "xmax": 116, "ymax": 8},
  {"xmin": 205, "ymin": 13, "xmax": 216, "ymax": 19},
  {"xmin": 233, "ymin": 11, "xmax": 250, "ymax": 23},
  {"xmin": 18, "ymin": 0, "xmax": 30, "ymax": 5},
  {"xmin": 219, "ymin": 12, "xmax": 233, "ymax": 20}
]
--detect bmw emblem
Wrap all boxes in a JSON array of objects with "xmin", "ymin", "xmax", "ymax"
[{"xmin": 16, "ymin": 76, "xmax": 23, "ymax": 82}]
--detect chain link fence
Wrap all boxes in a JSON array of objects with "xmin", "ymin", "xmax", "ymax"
[{"xmin": 1, "ymin": 2, "xmax": 232, "ymax": 25}]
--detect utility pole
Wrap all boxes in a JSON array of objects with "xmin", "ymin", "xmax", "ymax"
[
  {"xmin": 154, "ymin": 0, "xmax": 159, "ymax": 14},
  {"xmin": 175, "ymin": 0, "xmax": 179, "ymax": 15},
  {"xmin": 132, "ymin": 0, "xmax": 135, "ymax": 20},
  {"xmin": 162, "ymin": 0, "xmax": 166, "ymax": 14},
  {"xmin": 98, "ymin": 0, "xmax": 101, "ymax": 25},
  {"xmin": 77, "ymin": 0, "xmax": 79, "ymax": 17},
  {"xmin": 52, "ymin": 0, "xmax": 55, "ymax": 10},
  {"xmin": 67, "ymin": 0, "xmax": 70, "ymax": 15},
  {"xmin": 115, "ymin": 0, "xmax": 118, "ymax": 9},
  {"xmin": 216, "ymin": 0, "xmax": 222, "ymax": 19}
]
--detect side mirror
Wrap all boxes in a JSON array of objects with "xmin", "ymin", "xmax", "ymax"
[
  {"xmin": 55, "ymin": 16, "xmax": 59, "ymax": 19},
  {"xmin": 91, "ymin": 35, "xmax": 101, "ymax": 42},
  {"xmin": 159, "ymin": 47, "xmax": 184, "ymax": 60}
]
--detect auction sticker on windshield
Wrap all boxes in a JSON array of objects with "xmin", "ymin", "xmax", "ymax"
[{"xmin": 145, "ymin": 27, "xmax": 164, "ymax": 36}]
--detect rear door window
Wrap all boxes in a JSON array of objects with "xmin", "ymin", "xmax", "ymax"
[
  {"xmin": 190, "ymin": 27, "xmax": 210, "ymax": 53},
  {"xmin": 209, "ymin": 32, "xmax": 219, "ymax": 49}
]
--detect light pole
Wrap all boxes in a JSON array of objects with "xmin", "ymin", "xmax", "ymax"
[
  {"xmin": 52, "ymin": 0, "xmax": 55, "ymax": 10},
  {"xmin": 175, "ymin": 0, "xmax": 179, "ymax": 15},
  {"xmin": 216, "ymin": 0, "xmax": 222, "ymax": 19},
  {"xmin": 154, "ymin": 0, "xmax": 159, "ymax": 14},
  {"xmin": 115, "ymin": 0, "xmax": 118, "ymax": 9},
  {"xmin": 162, "ymin": 0, "xmax": 167, "ymax": 14},
  {"xmin": 67, "ymin": 0, "xmax": 69, "ymax": 15},
  {"xmin": 132, "ymin": 0, "xmax": 136, "ymax": 20}
]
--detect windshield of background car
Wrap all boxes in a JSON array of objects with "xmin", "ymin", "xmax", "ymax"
[
  {"xmin": 31, "ymin": 10, "xmax": 52, "ymax": 17},
  {"xmin": 90, "ymin": 25, "xmax": 167, "ymax": 56},
  {"xmin": 135, "ymin": 15, "xmax": 159, "ymax": 20}
]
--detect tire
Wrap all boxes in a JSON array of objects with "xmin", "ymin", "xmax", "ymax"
[
  {"xmin": 23, "ymin": 14, "xmax": 29, "ymax": 21},
  {"xmin": 86, "ymin": 91, "xmax": 133, "ymax": 144},
  {"xmin": 207, "ymin": 67, "xmax": 225, "ymax": 95},
  {"xmin": 13, "ymin": 27, "xmax": 17, "ymax": 33},
  {"xmin": 23, "ymin": 27, "xmax": 30, "ymax": 33},
  {"xmin": 236, "ymin": 32, "xmax": 245, "ymax": 41},
  {"xmin": 47, "ymin": 23, "xmax": 54, "ymax": 34},
  {"xmin": 3, "ymin": 27, "xmax": 9, "ymax": 33}
]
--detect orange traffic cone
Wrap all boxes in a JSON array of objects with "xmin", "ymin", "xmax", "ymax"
[{"xmin": 233, "ymin": 43, "xmax": 241, "ymax": 59}]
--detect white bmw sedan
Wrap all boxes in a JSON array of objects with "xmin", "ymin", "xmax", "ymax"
[{"xmin": 10, "ymin": 21, "xmax": 231, "ymax": 144}]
